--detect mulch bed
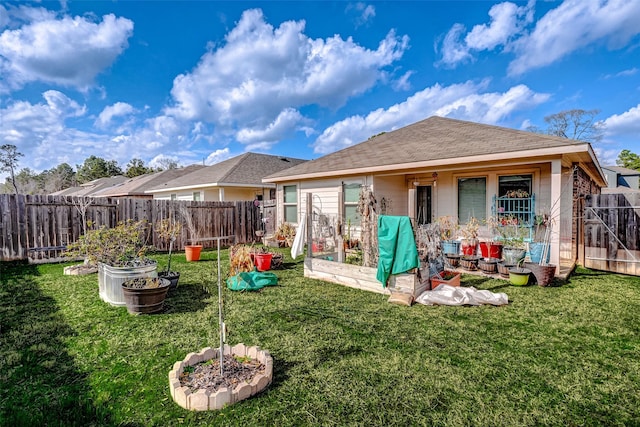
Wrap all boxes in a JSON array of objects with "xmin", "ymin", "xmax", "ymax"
[{"xmin": 179, "ymin": 354, "xmax": 265, "ymax": 393}]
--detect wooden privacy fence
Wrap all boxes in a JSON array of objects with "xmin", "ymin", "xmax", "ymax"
[
  {"xmin": 0, "ymin": 195, "xmax": 262, "ymax": 263},
  {"xmin": 584, "ymin": 193, "xmax": 640, "ymax": 276}
]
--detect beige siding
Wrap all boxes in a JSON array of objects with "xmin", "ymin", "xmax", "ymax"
[
  {"xmin": 372, "ymin": 175, "xmax": 407, "ymax": 216},
  {"xmin": 221, "ymin": 187, "xmax": 259, "ymax": 201}
]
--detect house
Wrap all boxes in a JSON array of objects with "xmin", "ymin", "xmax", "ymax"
[
  {"xmin": 601, "ymin": 165, "xmax": 640, "ymax": 193},
  {"xmin": 50, "ymin": 176, "xmax": 129, "ymax": 197},
  {"xmin": 263, "ymin": 116, "xmax": 606, "ymax": 277},
  {"xmin": 94, "ymin": 165, "xmax": 205, "ymax": 199},
  {"xmin": 145, "ymin": 152, "xmax": 307, "ymax": 202}
]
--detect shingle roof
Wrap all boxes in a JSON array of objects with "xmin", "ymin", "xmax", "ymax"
[
  {"xmin": 265, "ymin": 116, "xmax": 591, "ymax": 180},
  {"xmin": 96, "ymin": 164, "xmax": 205, "ymax": 197},
  {"xmin": 602, "ymin": 165, "xmax": 640, "ymax": 176},
  {"xmin": 50, "ymin": 176, "xmax": 128, "ymax": 196},
  {"xmin": 146, "ymin": 152, "xmax": 307, "ymax": 192}
]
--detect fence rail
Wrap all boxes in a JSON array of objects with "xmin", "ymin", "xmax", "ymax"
[{"xmin": 0, "ymin": 195, "xmax": 262, "ymax": 263}]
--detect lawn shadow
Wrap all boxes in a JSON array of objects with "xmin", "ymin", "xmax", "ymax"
[
  {"xmin": 0, "ymin": 262, "xmax": 117, "ymax": 426},
  {"xmin": 163, "ymin": 282, "xmax": 210, "ymax": 314}
]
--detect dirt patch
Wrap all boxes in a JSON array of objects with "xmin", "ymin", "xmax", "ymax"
[{"xmin": 179, "ymin": 354, "xmax": 265, "ymax": 393}]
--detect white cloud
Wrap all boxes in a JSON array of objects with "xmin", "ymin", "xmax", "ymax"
[
  {"xmin": 436, "ymin": 23, "xmax": 472, "ymax": 67},
  {"xmin": 96, "ymin": 102, "xmax": 135, "ymax": 128},
  {"xmin": 206, "ymin": 148, "xmax": 232, "ymax": 165},
  {"xmin": 508, "ymin": 0, "xmax": 640, "ymax": 75},
  {"xmin": 0, "ymin": 7, "xmax": 133, "ymax": 92},
  {"xmin": 347, "ymin": 3, "xmax": 376, "ymax": 28},
  {"xmin": 166, "ymin": 8, "xmax": 408, "ymax": 139},
  {"xmin": 437, "ymin": 0, "xmax": 640, "ymax": 75},
  {"xmin": 312, "ymin": 81, "xmax": 549, "ymax": 154},
  {"xmin": 603, "ymin": 104, "xmax": 640, "ymax": 136},
  {"xmin": 236, "ymin": 108, "xmax": 307, "ymax": 147},
  {"xmin": 437, "ymin": 1, "xmax": 533, "ymax": 67},
  {"xmin": 466, "ymin": 1, "xmax": 533, "ymax": 50}
]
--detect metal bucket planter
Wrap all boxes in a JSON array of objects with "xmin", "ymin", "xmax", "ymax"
[
  {"xmin": 98, "ymin": 261, "xmax": 158, "ymax": 306},
  {"xmin": 122, "ymin": 277, "xmax": 170, "ymax": 314}
]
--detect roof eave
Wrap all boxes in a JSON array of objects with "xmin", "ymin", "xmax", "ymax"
[{"xmin": 263, "ymin": 144, "xmax": 593, "ymax": 183}]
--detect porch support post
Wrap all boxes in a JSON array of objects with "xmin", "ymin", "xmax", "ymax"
[
  {"xmin": 306, "ymin": 193, "xmax": 313, "ymax": 257},
  {"xmin": 550, "ymin": 159, "xmax": 562, "ymax": 273}
]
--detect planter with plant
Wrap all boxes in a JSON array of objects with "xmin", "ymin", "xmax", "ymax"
[
  {"xmin": 65, "ymin": 219, "xmax": 157, "ymax": 306},
  {"xmin": 430, "ymin": 270, "xmax": 462, "ymax": 289},
  {"xmin": 497, "ymin": 215, "xmax": 527, "ymax": 264},
  {"xmin": 156, "ymin": 217, "xmax": 182, "ymax": 290},
  {"xmin": 275, "ymin": 222, "xmax": 296, "ymax": 248},
  {"xmin": 180, "ymin": 204, "xmax": 203, "ymax": 261},
  {"xmin": 342, "ymin": 219, "xmax": 360, "ymax": 250},
  {"xmin": 122, "ymin": 277, "xmax": 171, "ymax": 314},
  {"xmin": 460, "ymin": 217, "xmax": 479, "ymax": 255},
  {"xmin": 479, "ymin": 216, "xmax": 503, "ymax": 259},
  {"xmin": 437, "ymin": 216, "xmax": 460, "ymax": 255}
]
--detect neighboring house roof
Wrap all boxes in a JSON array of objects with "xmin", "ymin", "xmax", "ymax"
[
  {"xmin": 50, "ymin": 176, "xmax": 129, "ymax": 196},
  {"xmin": 95, "ymin": 165, "xmax": 205, "ymax": 197},
  {"xmin": 264, "ymin": 116, "xmax": 606, "ymax": 185},
  {"xmin": 602, "ymin": 165, "xmax": 640, "ymax": 176},
  {"xmin": 146, "ymin": 152, "xmax": 307, "ymax": 193}
]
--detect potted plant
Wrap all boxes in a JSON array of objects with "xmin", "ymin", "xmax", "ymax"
[
  {"xmin": 65, "ymin": 219, "xmax": 157, "ymax": 306},
  {"xmin": 479, "ymin": 216, "xmax": 503, "ymax": 259},
  {"xmin": 122, "ymin": 276, "xmax": 171, "ymax": 314},
  {"xmin": 460, "ymin": 217, "xmax": 479, "ymax": 256},
  {"xmin": 437, "ymin": 216, "xmax": 460, "ymax": 255},
  {"xmin": 156, "ymin": 217, "xmax": 182, "ymax": 290},
  {"xmin": 498, "ymin": 215, "xmax": 527, "ymax": 264},
  {"xmin": 274, "ymin": 222, "xmax": 296, "ymax": 248},
  {"xmin": 180, "ymin": 204, "xmax": 203, "ymax": 261},
  {"xmin": 430, "ymin": 270, "xmax": 462, "ymax": 289}
]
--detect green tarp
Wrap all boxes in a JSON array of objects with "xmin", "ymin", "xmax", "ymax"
[
  {"xmin": 376, "ymin": 215, "xmax": 420, "ymax": 287},
  {"xmin": 226, "ymin": 270, "xmax": 278, "ymax": 291}
]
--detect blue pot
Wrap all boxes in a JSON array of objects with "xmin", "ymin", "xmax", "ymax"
[
  {"xmin": 528, "ymin": 243, "xmax": 550, "ymax": 264},
  {"xmin": 441, "ymin": 240, "xmax": 461, "ymax": 255}
]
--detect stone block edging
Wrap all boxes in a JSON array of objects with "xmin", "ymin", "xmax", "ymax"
[{"xmin": 169, "ymin": 344, "xmax": 273, "ymax": 411}]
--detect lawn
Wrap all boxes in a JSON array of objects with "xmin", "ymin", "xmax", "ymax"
[{"xmin": 1, "ymin": 249, "xmax": 639, "ymax": 426}]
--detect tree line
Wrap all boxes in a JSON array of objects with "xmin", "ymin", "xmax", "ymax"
[
  {"xmin": 2, "ymin": 109, "xmax": 639, "ymax": 194},
  {"xmin": 0, "ymin": 148, "xmax": 179, "ymax": 194}
]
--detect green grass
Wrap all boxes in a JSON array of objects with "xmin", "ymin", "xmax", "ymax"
[{"xmin": 1, "ymin": 249, "xmax": 639, "ymax": 426}]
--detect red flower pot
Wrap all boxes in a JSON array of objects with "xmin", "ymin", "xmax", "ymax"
[
  {"xmin": 479, "ymin": 242, "xmax": 503, "ymax": 259},
  {"xmin": 254, "ymin": 253, "xmax": 273, "ymax": 271}
]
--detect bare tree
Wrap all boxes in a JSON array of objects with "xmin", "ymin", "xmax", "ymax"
[
  {"xmin": 543, "ymin": 109, "xmax": 604, "ymax": 143},
  {"xmin": 0, "ymin": 144, "xmax": 24, "ymax": 194}
]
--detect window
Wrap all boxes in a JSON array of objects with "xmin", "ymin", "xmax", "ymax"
[
  {"xmin": 495, "ymin": 174, "xmax": 534, "ymax": 231},
  {"xmin": 283, "ymin": 185, "xmax": 297, "ymax": 223},
  {"xmin": 170, "ymin": 194, "xmax": 177, "ymax": 201},
  {"xmin": 343, "ymin": 183, "xmax": 361, "ymax": 223},
  {"xmin": 458, "ymin": 177, "xmax": 486, "ymax": 223},
  {"xmin": 193, "ymin": 192, "xmax": 201, "ymax": 201},
  {"xmin": 498, "ymin": 175, "xmax": 531, "ymax": 198}
]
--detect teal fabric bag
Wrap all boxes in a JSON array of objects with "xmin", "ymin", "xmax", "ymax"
[
  {"xmin": 227, "ymin": 271, "xmax": 278, "ymax": 291},
  {"xmin": 376, "ymin": 215, "xmax": 420, "ymax": 286}
]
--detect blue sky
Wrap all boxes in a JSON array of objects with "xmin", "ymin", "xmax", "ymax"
[{"xmin": 1, "ymin": 0, "xmax": 639, "ymax": 179}]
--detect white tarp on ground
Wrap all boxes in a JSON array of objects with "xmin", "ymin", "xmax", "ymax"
[{"xmin": 415, "ymin": 284, "xmax": 509, "ymax": 306}]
